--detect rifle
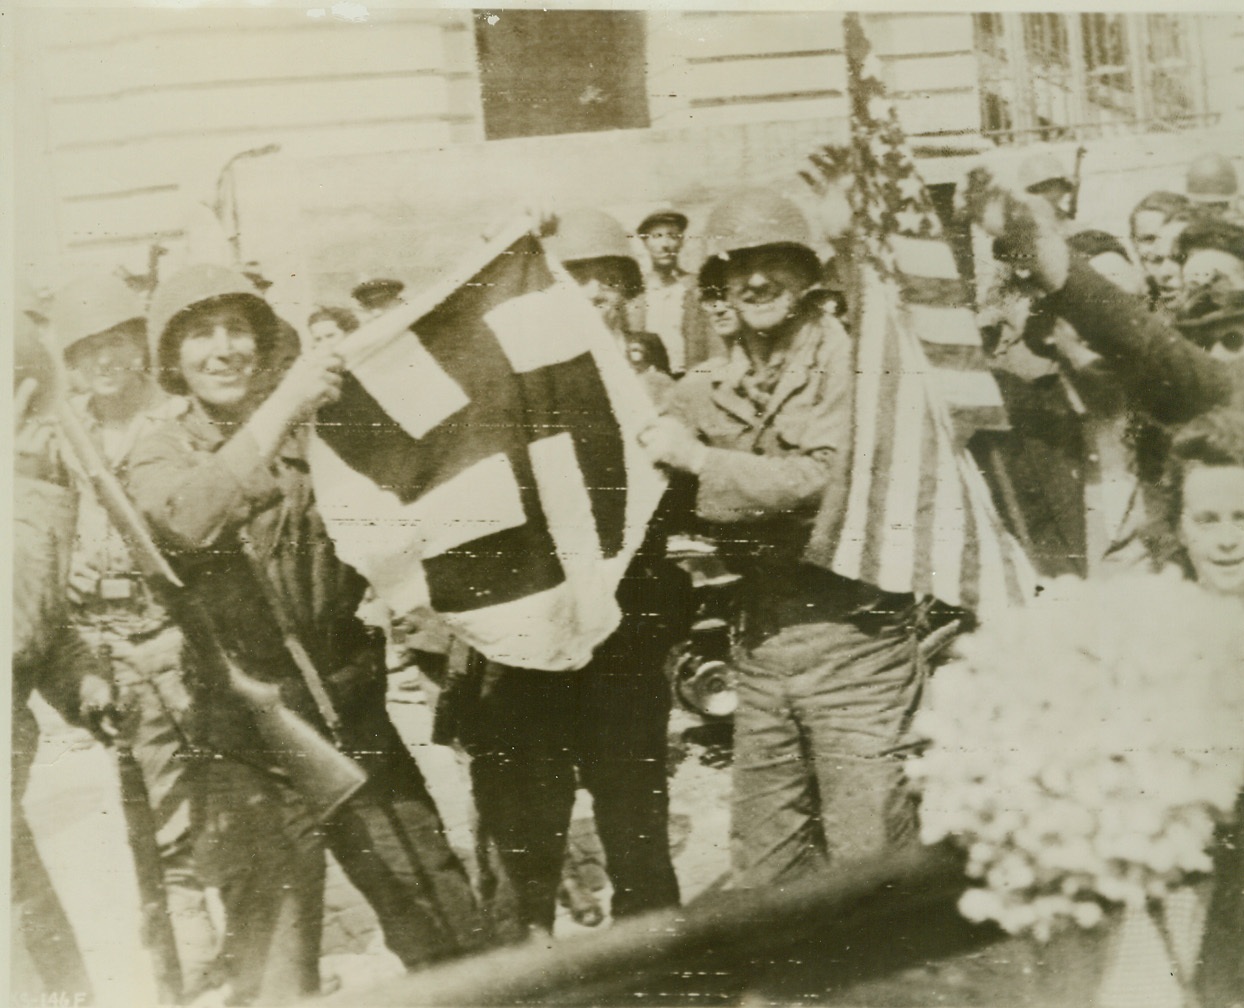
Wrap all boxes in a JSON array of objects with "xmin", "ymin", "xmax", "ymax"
[
  {"xmin": 114, "ymin": 725, "xmax": 186, "ymax": 1001},
  {"xmin": 54, "ymin": 398, "xmax": 367, "ymax": 824},
  {"xmin": 238, "ymin": 535, "xmax": 345, "ymax": 746}
]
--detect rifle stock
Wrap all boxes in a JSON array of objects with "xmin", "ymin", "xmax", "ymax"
[{"xmin": 54, "ymin": 398, "xmax": 367, "ymax": 823}]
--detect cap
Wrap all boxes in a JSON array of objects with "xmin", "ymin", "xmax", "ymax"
[
  {"xmin": 351, "ymin": 277, "xmax": 406, "ymax": 310},
  {"xmin": 637, "ymin": 208, "xmax": 689, "ymax": 236}
]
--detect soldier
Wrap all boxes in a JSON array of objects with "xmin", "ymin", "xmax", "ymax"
[
  {"xmin": 51, "ymin": 273, "xmax": 220, "ymax": 998},
  {"xmin": 126, "ymin": 265, "xmax": 494, "ymax": 1004},
  {"xmin": 641, "ymin": 188, "xmax": 934, "ymax": 886},
  {"xmin": 12, "ymin": 303, "xmax": 100, "ymax": 1005},
  {"xmin": 546, "ymin": 207, "xmax": 676, "ymax": 404}
]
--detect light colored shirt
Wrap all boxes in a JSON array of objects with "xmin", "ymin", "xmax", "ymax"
[{"xmin": 643, "ymin": 270, "xmax": 692, "ymax": 373}]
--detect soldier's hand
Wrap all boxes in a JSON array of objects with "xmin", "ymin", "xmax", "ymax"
[
  {"xmin": 639, "ymin": 417, "xmax": 708, "ymax": 475},
  {"xmin": 273, "ymin": 344, "xmax": 345, "ymax": 421},
  {"xmin": 79, "ymin": 672, "xmax": 119, "ymax": 744}
]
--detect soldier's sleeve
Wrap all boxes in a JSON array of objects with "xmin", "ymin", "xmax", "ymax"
[
  {"xmin": 694, "ymin": 322, "xmax": 853, "ymax": 525},
  {"xmin": 13, "ymin": 474, "xmax": 107, "ymax": 725},
  {"xmin": 13, "ymin": 475, "xmax": 77, "ymax": 667},
  {"xmin": 1043, "ymin": 256, "xmax": 1234, "ymax": 425},
  {"xmin": 126, "ymin": 417, "xmax": 280, "ymax": 552}
]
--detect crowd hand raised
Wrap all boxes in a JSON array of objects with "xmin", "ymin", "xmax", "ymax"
[
  {"xmin": 960, "ymin": 167, "xmax": 1070, "ymax": 294},
  {"xmin": 638, "ymin": 417, "xmax": 708, "ymax": 475}
]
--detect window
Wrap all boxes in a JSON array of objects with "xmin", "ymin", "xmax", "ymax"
[
  {"xmin": 473, "ymin": 10, "xmax": 650, "ymax": 141},
  {"xmin": 973, "ymin": 12, "xmax": 1211, "ymax": 143}
]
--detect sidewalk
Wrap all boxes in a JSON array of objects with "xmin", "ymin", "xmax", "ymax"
[{"xmin": 17, "ymin": 685, "xmax": 733, "ymax": 1007}]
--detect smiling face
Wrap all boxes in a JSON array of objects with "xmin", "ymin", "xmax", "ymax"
[
  {"xmin": 174, "ymin": 302, "xmax": 260, "ymax": 417},
  {"xmin": 722, "ymin": 246, "xmax": 816, "ymax": 335},
  {"xmin": 69, "ymin": 323, "xmax": 147, "ymax": 402},
  {"xmin": 1179, "ymin": 463, "xmax": 1244, "ymax": 598}
]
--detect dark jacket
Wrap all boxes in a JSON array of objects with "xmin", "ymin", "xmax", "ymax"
[
  {"xmin": 982, "ymin": 257, "xmax": 1244, "ymax": 578},
  {"xmin": 1040, "ymin": 256, "xmax": 1244, "ymax": 422}
]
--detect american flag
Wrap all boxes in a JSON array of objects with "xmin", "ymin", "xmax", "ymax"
[
  {"xmin": 308, "ymin": 222, "xmax": 666, "ymax": 670},
  {"xmin": 804, "ymin": 13, "xmax": 1035, "ymax": 619}
]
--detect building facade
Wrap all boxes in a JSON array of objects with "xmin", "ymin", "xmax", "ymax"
[{"xmin": 12, "ymin": 9, "xmax": 1243, "ymax": 291}]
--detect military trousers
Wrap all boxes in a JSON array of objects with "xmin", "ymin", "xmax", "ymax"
[
  {"xmin": 77, "ymin": 622, "xmax": 221, "ymax": 998},
  {"xmin": 190, "ymin": 674, "xmax": 494, "ymax": 1005},
  {"xmin": 730, "ymin": 618, "xmax": 923, "ymax": 888}
]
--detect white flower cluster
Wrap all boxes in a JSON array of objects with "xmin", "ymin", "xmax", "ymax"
[{"xmin": 907, "ymin": 572, "xmax": 1244, "ymax": 942}]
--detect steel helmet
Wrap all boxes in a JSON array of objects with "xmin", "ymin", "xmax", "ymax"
[
  {"xmin": 1186, "ymin": 152, "xmax": 1239, "ymax": 204},
  {"xmin": 698, "ymin": 189, "xmax": 819, "ymax": 293},
  {"xmin": 147, "ymin": 264, "xmax": 282, "ymax": 395},
  {"xmin": 1018, "ymin": 151, "xmax": 1072, "ymax": 194},
  {"xmin": 544, "ymin": 208, "xmax": 643, "ymax": 298},
  {"xmin": 51, "ymin": 274, "xmax": 145, "ymax": 359}
]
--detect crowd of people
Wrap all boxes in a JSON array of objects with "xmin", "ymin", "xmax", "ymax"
[{"xmin": 12, "ymin": 144, "xmax": 1244, "ymax": 1007}]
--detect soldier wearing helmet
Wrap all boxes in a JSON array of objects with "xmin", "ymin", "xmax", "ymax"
[
  {"xmin": 545, "ymin": 207, "xmax": 675, "ymax": 401},
  {"xmin": 128, "ymin": 264, "xmax": 497, "ymax": 1003},
  {"xmin": 11, "ymin": 297, "xmax": 99, "ymax": 1006},
  {"xmin": 642, "ymin": 188, "xmax": 926, "ymax": 887},
  {"xmin": 51, "ymin": 273, "xmax": 223, "ymax": 998},
  {"xmin": 1186, "ymin": 151, "xmax": 1240, "ymax": 222}
]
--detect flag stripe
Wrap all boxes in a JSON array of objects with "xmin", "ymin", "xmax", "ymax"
[
  {"xmin": 820, "ymin": 12, "xmax": 1034, "ymax": 620},
  {"xmin": 899, "ymin": 274, "xmax": 972, "ymax": 308},
  {"xmin": 857, "ymin": 275, "xmax": 905, "ymax": 589},
  {"xmin": 921, "ymin": 343, "xmax": 992, "ymax": 372},
  {"xmin": 910, "ymin": 390, "xmax": 942, "ymax": 593},
  {"xmin": 876, "ymin": 312, "xmax": 925, "ymax": 593},
  {"xmin": 905, "ymin": 304, "xmax": 983, "ymax": 347}
]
